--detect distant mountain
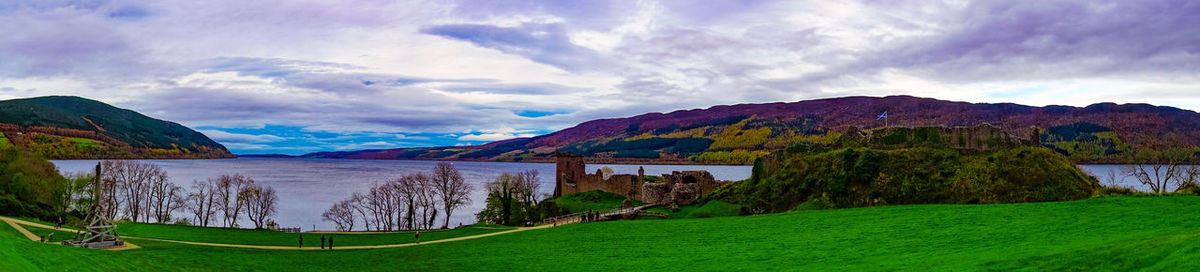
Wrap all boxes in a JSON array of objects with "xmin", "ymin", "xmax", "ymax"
[
  {"xmin": 286, "ymin": 96, "xmax": 1200, "ymax": 164},
  {"xmin": 0, "ymin": 96, "xmax": 233, "ymax": 159}
]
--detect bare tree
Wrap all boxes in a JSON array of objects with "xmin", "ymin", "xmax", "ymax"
[
  {"xmin": 1122, "ymin": 149, "xmax": 1191, "ymax": 194},
  {"xmin": 103, "ymin": 160, "xmax": 169, "ymax": 222},
  {"xmin": 213, "ymin": 174, "xmax": 255, "ymax": 228},
  {"xmin": 244, "ymin": 185, "xmax": 278, "ymax": 229},
  {"xmin": 148, "ymin": 176, "xmax": 185, "ymax": 223},
  {"xmin": 431, "ymin": 162, "xmax": 472, "ymax": 229},
  {"xmin": 348, "ymin": 192, "xmax": 373, "ymax": 231},
  {"xmin": 322, "ymin": 200, "xmax": 355, "ymax": 231},
  {"xmin": 1102, "ymin": 168, "xmax": 1122, "ymax": 188},
  {"xmin": 188, "ymin": 180, "xmax": 217, "ymax": 227},
  {"xmin": 395, "ymin": 174, "xmax": 425, "ymax": 230},
  {"xmin": 516, "ymin": 170, "xmax": 542, "ymax": 206},
  {"xmin": 162, "ymin": 184, "xmax": 186, "ymax": 223}
]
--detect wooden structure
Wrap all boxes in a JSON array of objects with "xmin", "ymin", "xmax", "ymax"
[{"xmin": 64, "ymin": 163, "xmax": 125, "ymax": 249}]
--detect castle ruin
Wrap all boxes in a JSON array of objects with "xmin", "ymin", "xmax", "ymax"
[{"xmin": 553, "ymin": 152, "xmax": 719, "ymax": 206}]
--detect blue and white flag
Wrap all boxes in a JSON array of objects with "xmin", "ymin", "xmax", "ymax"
[{"xmin": 877, "ymin": 111, "xmax": 887, "ymax": 120}]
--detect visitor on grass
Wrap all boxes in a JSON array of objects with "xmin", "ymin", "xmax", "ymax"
[
  {"xmin": 321, "ymin": 235, "xmax": 325, "ymax": 249},
  {"xmin": 416, "ymin": 231, "xmax": 420, "ymax": 243},
  {"xmin": 328, "ymin": 237, "xmax": 333, "ymax": 250},
  {"xmin": 298, "ymin": 235, "xmax": 303, "ymax": 248}
]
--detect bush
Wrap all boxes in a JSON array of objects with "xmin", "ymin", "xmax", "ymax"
[{"xmin": 1175, "ymin": 181, "xmax": 1200, "ymax": 195}]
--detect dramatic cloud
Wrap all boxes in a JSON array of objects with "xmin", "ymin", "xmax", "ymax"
[{"xmin": 1, "ymin": 0, "xmax": 1198, "ymax": 154}]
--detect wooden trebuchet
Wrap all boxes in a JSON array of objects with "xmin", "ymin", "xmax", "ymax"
[{"xmin": 64, "ymin": 163, "xmax": 125, "ymax": 249}]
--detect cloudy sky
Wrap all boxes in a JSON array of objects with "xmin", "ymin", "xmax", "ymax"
[{"xmin": 1, "ymin": 0, "xmax": 1198, "ymax": 155}]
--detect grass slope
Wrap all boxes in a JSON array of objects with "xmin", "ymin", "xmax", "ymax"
[
  {"xmin": 543, "ymin": 190, "xmax": 641, "ymax": 214},
  {"xmin": 22, "ymin": 222, "xmax": 514, "ymax": 247},
  {"xmin": 3, "ymin": 197, "xmax": 1200, "ymax": 271}
]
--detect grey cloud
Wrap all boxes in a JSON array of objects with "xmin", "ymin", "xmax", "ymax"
[
  {"xmin": 857, "ymin": 0, "xmax": 1200, "ymax": 82},
  {"xmin": 421, "ymin": 23, "xmax": 609, "ymax": 72}
]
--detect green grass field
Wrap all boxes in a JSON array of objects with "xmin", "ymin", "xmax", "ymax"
[
  {"xmin": 4, "ymin": 196, "xmax": 1200, "ymax": 271},
  {"xmin": 20, "ymin": 222, "xmax": 514, "ymax": 247}
]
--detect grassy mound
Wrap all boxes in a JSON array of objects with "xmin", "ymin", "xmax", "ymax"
[
  {"xmin": 542, "ymin": 190, "xmax": 639, "ymax": 214},
  {"xmin": 719, "ymin": 146, "xmax": 1099, "ymax": 213},
  {"xmin": 645, "ymin": 200, "xmax": 742, "ymax": 219}
]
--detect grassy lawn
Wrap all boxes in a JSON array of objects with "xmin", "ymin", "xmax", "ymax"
[
  {"xmin": 4, "ymin": 196, "xmax": 1200, "ymax": 271},
  {"xmin": 82, "ymin": 222, "xmax": 514, "ymax": 247}
]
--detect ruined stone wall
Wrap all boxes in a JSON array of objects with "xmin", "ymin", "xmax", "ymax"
[
  {"xmin": 559, "ymin": 173, "xmax": 643, "ymax": 200},
  {"xmin": 554, "ymin": 152, "xmax": 720, "ymax": 205},
  {"xmin": 554, "ymin": 152, "xmax": 586, "ymax": 197}
]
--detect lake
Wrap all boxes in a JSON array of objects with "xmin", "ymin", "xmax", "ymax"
[
  {"xmin": 50, "ymin": 158, "xmax": 1173, "ymax": 230},
  {"xmin": 51, "ymin": 158, "xmax": 753, "ymax": 231}
]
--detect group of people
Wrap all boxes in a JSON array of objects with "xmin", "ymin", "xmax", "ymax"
[
  {"xmin": 298, "ymin": 232, "xmax": 423, "ymax": 249},
  {"xmin": 582, "ymin": 210, "xmax": 603, "ymax": 223},
  {"xmin": 298, "ymin": 235, "xmax": 335, "ymax": 249}
]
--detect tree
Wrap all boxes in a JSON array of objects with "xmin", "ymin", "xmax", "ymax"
[
  {"xmin": 59, "ymin": 172, "xmax": 93, "ymax": 214},
  {"xmin": 431, "ymin": 162, "xmax": 472, "ymax": 229},
  {"xmin": 243, "ymin": 185, "xmax": 278, "ymax": 229},
  {"xmin": 322, "ymin": 200, "xmax": 355, "ymax": 231},
  {"xmin": 148, "ymin": 176, "xmax": 185, "ymax": 223},
  {"xmin": 213, "ymin": 174, "xmax": 254, "ymax": 228},
  {"xmin": 1122, "ymin": 149, "xmax": 1192, "ymax": 194},
  {"xmin": 102, "ymin": 160, "xmax": 169, "ymax": 222},
  {"xmin": 188, "ymin": 180, "xmax": 217, "ymax": 227},
  {"xmin": 479, "ymin": 173, "xmax": 517, "ymax": 225},
  {"xmin": 416, "ymin": 174, "xmax": 440, "ymax": 229},
  {"xmin": 395, "ymin": 174, "xmax": 425, "ymax": 230},
  {"xmin": 514, "ymin": 170, "xmax": 543, "ymax": 223}
]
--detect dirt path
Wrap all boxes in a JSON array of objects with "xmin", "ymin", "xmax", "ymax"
[
  {"xmin": 0, "ymin": 216, "xmax": 140, "ymax": 251},
  {"xmin": 1, "ymin": 216, "xmax": 548, "ymax": 251}
]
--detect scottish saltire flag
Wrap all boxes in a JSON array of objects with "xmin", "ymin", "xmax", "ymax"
[{"xmin": 877, "ymin": 111, "xmax": 887, "ymax": 120}]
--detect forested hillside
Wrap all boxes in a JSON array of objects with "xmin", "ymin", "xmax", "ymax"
[
  {"xmin": 0, "ymin": 96, "xmax": 233, "ymax": 159},
  {"xmin": 291, "ymin": 96, "xmax": 1200, "ymax": 164}
]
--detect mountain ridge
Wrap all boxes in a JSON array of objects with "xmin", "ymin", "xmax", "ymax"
[
  {"xmin": 0, "ymin": 96, "xmax": 234, "ymax": 159},
  {"xmin": 249, "ymin": 95, "xmax": 1200, "ymax": 164}
]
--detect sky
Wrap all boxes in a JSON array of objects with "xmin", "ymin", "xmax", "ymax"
[{"xmin": 1, "ymin": 0, "xmax": 1198, "ymax": 155}]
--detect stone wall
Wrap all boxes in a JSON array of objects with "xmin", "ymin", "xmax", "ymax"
[{"xmin": 554, "ymin": 152, "xmax": 719, "ymax": 206}]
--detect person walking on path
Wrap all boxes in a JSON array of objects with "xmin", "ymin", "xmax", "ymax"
[
  {"xmin": 328, "ymin": 237, "xmax": 333, "ymax": 250},
  {"xmin": 298, "ymin": 235, "xmax": 303, "ymax": 248},
  {"xmin": 320, "ymin": 235, "xmax": 325, "ymax": 249}
]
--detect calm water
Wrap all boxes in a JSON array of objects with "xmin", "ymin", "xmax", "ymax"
[
  {"xmin": 50, "ymin": 158, "xmax": 1167, "ymax": 230},
  {"xmin": 51, "ymin": 158, "xmax": 752, "ymax": 231},
  {"xmin": 1077, "ymin": 165, "xmax": 1188, "ymax": 192}
]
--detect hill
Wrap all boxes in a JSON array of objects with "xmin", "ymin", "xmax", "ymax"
[
  {"xmin": 3, "ymin": 197, "xmax": 1199, "ymax": 270},
  {"xmin": 0, "ymin": 96, "xmax": 233, "ymax": 159},
  {"xmin": 714, "ymin": 125, "xmax": 1099, "ymax": 213},
  {"xmin": 295, "ymin": 96, "xmax": 1200, "ymax": 164}
]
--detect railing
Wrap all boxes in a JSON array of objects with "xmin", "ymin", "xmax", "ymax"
[
  {"xmin": 278, "ymin": 227, "xmax": 301, "ymax": 233},
  {"xmin": 541, "ymin": 204, "xmax": 659, "ymax": 226}
]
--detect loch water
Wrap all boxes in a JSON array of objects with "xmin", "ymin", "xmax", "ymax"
[{"xmin": 51, "ymin": 158, "xmax": 753, "ymax": 230}]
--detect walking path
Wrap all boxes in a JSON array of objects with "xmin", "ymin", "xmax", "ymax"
[
  {"xmin": 0, "ymin": 216, "xmax": 140, "ymax": 250},
  {"xmin": 1, "ymin": 216, "xmax": 546, "ymax": 251}
]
